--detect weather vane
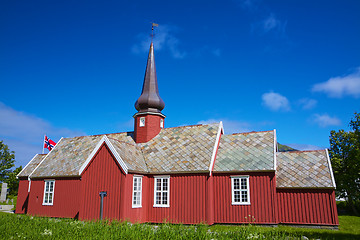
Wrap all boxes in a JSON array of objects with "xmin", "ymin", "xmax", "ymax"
[{"xmin": 151, "ymin": 22, "xmax": 159, "ymax": 42}]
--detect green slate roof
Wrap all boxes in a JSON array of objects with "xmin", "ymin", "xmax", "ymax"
[
  {"xmin": 28, "ymin": 123, "xmax": 220, "ymax": 178},
  {"xmin": 17, "ymin": 154, "xmax": 47, "ymax": 177},
  {"xmin": 214, "ymin": 131, "xmax": 275, "ymax": 172},
  {"xmin": 30, "ymin": 133, "xmax": 144, "ymax": 178},
  {"xmin": 141, "ymin": 124, "xmax": 219, "ymax": 173},
  {"xmin": 22, "ymin": 122, "xmax": 335, "ymax": 190},
  {"xmin": 276, "ymin": 150, "xmax": 335, "ymax": 188}
]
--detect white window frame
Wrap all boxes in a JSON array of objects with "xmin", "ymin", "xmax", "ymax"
[
  {"xmin": 42, "ymin": 180, "xmax": 55, "ymax": 206},
  {"xmin": 132, "ymin": 175, "xmax": 143, "ymax": 208},
  {"xmin": 160, "ymin": 119, "xmax": 164, "ymax": 128},
  {"xmin": 139, "ymin": 117, "xmax": 145, "ymax": 127},
  {"xmin": 231, "ymin": 176, "xmax": 250, "ymax": 205},
  {"xmin": 153, "ymin": 176, "xmax": 170, "ymax": 207}
]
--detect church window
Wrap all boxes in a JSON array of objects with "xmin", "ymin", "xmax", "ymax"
[
  {"xmin": 140, "ymin": 117, "xmax": 145, "ymax": 127},
  {"xmin": 160, "ymin": 119, "xmax": 164, "ymax": 128},
  {"xmin": 153, "ymin": 176, "xmax": 170, "ymax": 207},
  {"xmin": 43, "ymin": 180, "xmax": 55, "ymax": 205},
  {"xmin": 132, "ymin": 175, "xmax": 143, "ymax": 208},
  {"xmin": 231, "ymin": 176, "xmax": 250, "ymax": 205}
]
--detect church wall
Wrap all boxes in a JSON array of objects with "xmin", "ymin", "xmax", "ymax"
[
  {"xmin": 145, "ymin": 174, "xmax": 208, "ymax": 224},
  {"xmin": 277, "ymin": 188, "xmax": 338, "ymax": 225},
  {"xmin": 212, "ymin": 172, "xmax": 277, "ymax": 224},
  {"xmin": 121, "ymin": 174, "xmax": 150, "ymax": 223},
  {"xmin": 27, "ymin": 178, "xmax": 81, "ymax": 218},
  {"xmin": 79, "ymin": 143, "xmax": 126, "ymax": 221},
  {"xmin": 15, "ymin": 178, "xmax": 30, "ymax": 214}
]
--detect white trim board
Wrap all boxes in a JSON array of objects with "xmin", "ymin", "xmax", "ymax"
[
  {"xmin": 209, "ymin": 121, "xmax": 224, "ymax": 176},
  {"xmin": 325, "ymin": 148, "xmax": 336, "ymax": 188},
  {"xmin": 17, "ymin": 154, "xmax": 40, "ymax": 178},
  {"xmin": 273, "ymin": 129, "xmax": 277, "ymax": 171},
  {"xmin": 78, "ymin": 135, "xmax": 129, "ymax": 175},
  {"xmin": 29, "ymin": 138, "xmax": 64, "ymax": 179}
]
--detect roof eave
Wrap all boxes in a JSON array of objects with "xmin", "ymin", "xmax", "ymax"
[
  {"xmin": 276, "ymin": 186, "xmax": 336, "ymax": 190},
  {"xmin": 29, "ymin": 175, "xmax": 81, "ymax": 179},
  {"xmin": 212, "ymin": 169, "xmax": 276, "ymax": 174}
]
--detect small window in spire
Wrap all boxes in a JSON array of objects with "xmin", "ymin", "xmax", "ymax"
[
  {"xmin": 160, "ymin": 119, "xmax": 164, "ymax": 128},
  {"xmin": 140, "ymin": 117, "xmax": 145, "ymax": 127}
]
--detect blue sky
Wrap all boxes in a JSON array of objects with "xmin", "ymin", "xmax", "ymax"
[{"xmin": 1, "ymin": 0, "xmax": 359, "ymax": 168}]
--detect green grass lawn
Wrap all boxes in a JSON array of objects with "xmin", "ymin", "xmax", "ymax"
[{"xmin": 1, "ymin": 212, "xmax": 359, "ymax": 239}]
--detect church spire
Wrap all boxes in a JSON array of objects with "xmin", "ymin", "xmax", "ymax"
[
  {"xmin": 134, "ymin": 42, "xmax": 165, "ymax": 114},
  {"xmin": 133, "ymin": 39, "xmax": 166, "ymax": 143}
]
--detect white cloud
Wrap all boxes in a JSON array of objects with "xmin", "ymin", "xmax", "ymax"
[
  {"xmin": 312, "ymin": 67, "xmax": 360, "ymax": 98},
  {"xmin": 298, "ymin": 98, "xmax": 317, "ymax": 110},
  {"xmin": 132, "ymin": 24, "xmax": 186, "ymax": 59},
  {"xmin": 252, "ymin": 13, "xmax": 287, "ymax": 36},
  {"xmin": 263, "ymin": 14, "xmax": 281, "ymax": 32},
  {"xmin": 236, "ymin": 0, "xmax": 260, "ymax": 11},
  {"xmin": 312, "ymin": 113, "xmax": 341, "ymax": 127},
  {"xmin": 262, "ymin": 92, "xmax": 290, "ymax": 111},
  {"xmin": 0, "ymin": 102, "xmax": 84, "ymax": 167},
  {"xmin": 198, "ymin": 119, "xmax": 251, "ymax": 134}
]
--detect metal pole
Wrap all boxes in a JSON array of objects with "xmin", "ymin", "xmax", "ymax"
[
  {"xmin": 99, "ymin": 191, "xmax": 107, "ymax": 220},
  {"xmin": 42, "ymin": 135, "xmax": 45, "ymax": 154}
]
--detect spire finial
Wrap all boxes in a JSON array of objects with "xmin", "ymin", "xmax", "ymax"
[{"xmin": 151, "ymin": 22, "xmax": 159, "ymax": 42}]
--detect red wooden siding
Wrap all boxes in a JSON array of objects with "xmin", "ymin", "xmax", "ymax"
[
  {"xmin": 123, "ymin": 175, "xmax": 150, "ymax": 223},
  {"xmin": 27, "ymin": 178, "xmax": 81, "ymax": 218},
  {"xmin": 146, "ymin": 174, "xmax": 208, "ymax": 224},
  {"xmin": 277, "ymin": 189, "xmax": 338, "ymax": 225},
  {"xmin": 15, "ymin": 179, "xmax": 30, "ymax": 214},
  {"xmin": 79, "ymin": 143, "xmax": 126, "ymax": 221},
  {"xmin": 213, "ymin": 172, "xmax": 276, "ymax": 224}
]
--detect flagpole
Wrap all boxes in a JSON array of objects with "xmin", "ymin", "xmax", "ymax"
[{"xmin": 42, "ymin": 135, "xmax": 45, "ymax": 154}]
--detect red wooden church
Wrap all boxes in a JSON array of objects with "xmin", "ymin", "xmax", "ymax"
[{"xmin": 16, "ymin": 42, "xmax": 338, "ymax": 227}]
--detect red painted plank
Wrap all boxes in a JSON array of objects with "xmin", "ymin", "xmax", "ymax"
[
  {"xmin": 27, "ymin": 178, "xmax": 81, "ymax": 218},
  {"xmin": 15, "ymin": 179, "xmax": 29, "ymax": 214},
  {"xmin": 276, "ymin": 189, "xmax": 338, "ymax": 225}
]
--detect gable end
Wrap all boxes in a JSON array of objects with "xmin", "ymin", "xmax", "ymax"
[{"xmin": 78, "ymin": 135, "xmax": 129, "ymax": 175}]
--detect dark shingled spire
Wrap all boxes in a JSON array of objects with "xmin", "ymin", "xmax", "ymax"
[{"xmin": 135, "ymin": 42, "xmax": 165, "ymax": 114}]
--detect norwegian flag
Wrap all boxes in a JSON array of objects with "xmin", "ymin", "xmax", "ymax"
[{"xmin": 44, "ymin": 135, "xmax": 56, "ymax": 151}]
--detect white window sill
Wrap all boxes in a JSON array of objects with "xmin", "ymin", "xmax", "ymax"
[
  {"xmin": 232, "ymin": 202, "xmax": 251, "ymax": 205},
  {"xmin": 153, "ymin": 205, "xmax": 170, "ymax": 208},
  {"xmin": 42, "ymin": 203, "xmax": 53, "ymax": 206},
  {"xmin": 132, "ymin": 205, "xmax": 142, "ymax": 208}
]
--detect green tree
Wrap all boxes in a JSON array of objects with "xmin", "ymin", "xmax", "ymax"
[
  {"xmin": 329, "ymin": 112, "xmax": 360, "ymax": 214},
  {"xmin": 0, "ymin": 140, "xmax": 15, "ymax": 183},
  {"xmin": 7, "ymin": 166, "xmax": 22, "ymax": 196}
]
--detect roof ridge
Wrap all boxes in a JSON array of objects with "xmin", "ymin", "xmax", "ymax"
[
  {"xmin": 277, "ymin": 149, "xmax": 326, "ymax": 154},
  {"xmin": 162, "ymin": 123, "xmax": 218, "ymax": 130},
  {"xmin": 229, "ymin": 130, "xmax": 274, "ymax": 136},
  {"xmin": 59, "ymin": 131, "xmax": 132, "ymax": 140}
]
